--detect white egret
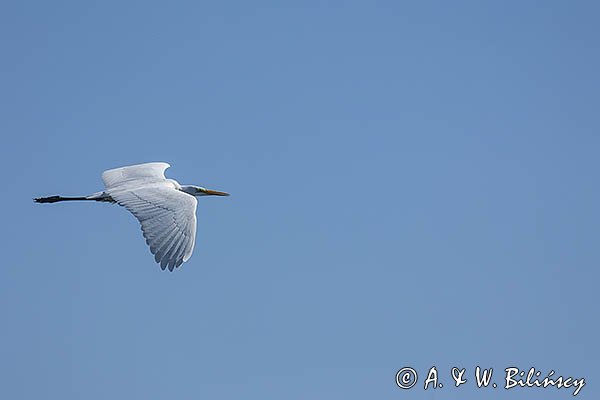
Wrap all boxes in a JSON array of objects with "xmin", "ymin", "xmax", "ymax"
[{"xmin": 34, "ymin": 162, "xmax": 229, "ymax": 271}]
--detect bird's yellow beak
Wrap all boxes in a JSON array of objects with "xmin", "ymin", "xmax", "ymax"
[{"xmin": 201, "ymin": 188, "xmax": 230, "ymax": 196}]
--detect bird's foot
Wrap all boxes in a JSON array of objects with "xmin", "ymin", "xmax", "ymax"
[{"xmin": 34, "ymin": 196, "xmax": 61, "ymax": 203}]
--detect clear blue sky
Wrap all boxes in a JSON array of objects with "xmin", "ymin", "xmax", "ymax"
[{"xmin": 1, "ymin": 1, "xmax": 598, "ymax": 399}]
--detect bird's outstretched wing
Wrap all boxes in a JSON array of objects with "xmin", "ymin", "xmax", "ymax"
[
  {"xmin": 102, "ymin": 162, "xmax": 171, "ymax": 190},
  {"xmin": 109, "ymin": 185, "xmax": 197, "ymax": 271},
  {"xmin": 102, "ymin": 163, "xmax": 197, "ymax": 271}
]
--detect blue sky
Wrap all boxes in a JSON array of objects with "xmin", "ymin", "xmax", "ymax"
[{"xmin": 1, "ymin": 1, "xmax": 598, "ymax": 399}]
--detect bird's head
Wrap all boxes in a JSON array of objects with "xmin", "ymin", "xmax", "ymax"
[{"xmin": 180, "ymin": 185, "xmax": 230, "ymax": 197}]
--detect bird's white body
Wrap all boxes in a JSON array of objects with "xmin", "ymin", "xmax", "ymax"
[
  {"xmin": 35, "ymin": 162, "xmax": 229, "ymax": 271},
  {"xmin": 102, "ymin": 162, "xmax": 198, "ymax": 271}
]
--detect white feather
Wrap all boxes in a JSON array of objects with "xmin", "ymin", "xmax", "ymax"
[{"xmin": 102, "ymin": 163, "xmax": 197, "ymax": 271}]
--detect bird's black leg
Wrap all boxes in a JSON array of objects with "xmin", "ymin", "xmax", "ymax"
[{"xmin": 34, "ymin": 196, "xmax": 92, "ymax": 203}]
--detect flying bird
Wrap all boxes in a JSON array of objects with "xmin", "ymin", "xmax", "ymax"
[{"xmin": 34, "ymin": 162, "xmax": 229, "ymax": 271}]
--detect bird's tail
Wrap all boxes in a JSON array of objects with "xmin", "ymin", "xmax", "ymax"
[{"xmin": 34, "ymin": 192, "xmax": 115, "ymax": 204}]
